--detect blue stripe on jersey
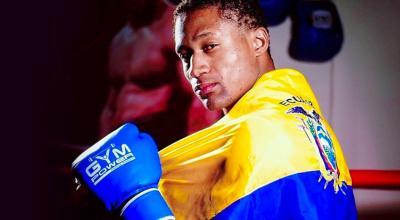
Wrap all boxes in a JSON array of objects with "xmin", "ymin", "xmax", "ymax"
[{"xmin": 213, "ymin": 171, "xmax": 357, "ymax": 220}]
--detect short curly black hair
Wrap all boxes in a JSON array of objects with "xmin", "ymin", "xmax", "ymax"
[{"xmin": 174, "ymin": 0, "xmax": 270, "ymax": 54}]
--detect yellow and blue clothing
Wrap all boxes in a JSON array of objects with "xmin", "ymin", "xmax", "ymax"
[{"xmin": 159, "ymin": 69, "xmax": 357, "ymax": 219}]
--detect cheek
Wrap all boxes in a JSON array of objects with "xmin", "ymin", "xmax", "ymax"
[
  {"xmin": 216, "ymin": 49, "xmax": 241, "ymax": 82},
  {"xmin": 223, "ymin": 47, "xmax": 241, "ymax": 65},
  {"xmin": 221, "ymin": 59, "xmax": 255, "ymax": 99}
]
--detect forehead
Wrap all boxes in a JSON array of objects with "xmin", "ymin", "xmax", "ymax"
[{"xmin": 174, "ymin": 7, "xmax": 240, "ymax": 47}]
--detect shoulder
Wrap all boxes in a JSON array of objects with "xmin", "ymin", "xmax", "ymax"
[
  {"xmin": 226, "ymin": 110, "xmax": 320, "ymax": 178},
  {"xmin": 230, "ymin": 110, "xmax": 307, "ymax": 153}
]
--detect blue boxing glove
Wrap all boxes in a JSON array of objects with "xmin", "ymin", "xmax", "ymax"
[
  {"xmin": 289, "ymin": 0, "xmax": 344, "ymax": 62},
  {"xmin": 259, "ymin": 0, "xmax": 294, "ymax": 26},
  {"xmin": 72, "ymin": 123, "xmax": 174, "ymax": 220}
]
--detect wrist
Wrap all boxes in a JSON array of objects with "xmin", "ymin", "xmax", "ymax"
[{"xmin": 120, "ymin": 188, "xmax": 174, "ymax": 220}]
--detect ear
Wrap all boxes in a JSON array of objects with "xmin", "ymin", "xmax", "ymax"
[{"xmin": 252, "ymin": 27, "xmax": 270, "ymax": 57}]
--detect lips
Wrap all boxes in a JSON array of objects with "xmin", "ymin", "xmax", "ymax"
[{"xmin": 195, "ymin": 82, "xmax": 217, "ymax": 98}]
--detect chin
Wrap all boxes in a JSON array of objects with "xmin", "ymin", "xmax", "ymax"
[{"xmin": 204, "ymin": 99, "xmax": 225, "ymax": 112}]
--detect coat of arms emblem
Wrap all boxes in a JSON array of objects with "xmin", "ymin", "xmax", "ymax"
[{"xmin": 287, "ymin": 106, "xmax": 346, "ymax": 194}]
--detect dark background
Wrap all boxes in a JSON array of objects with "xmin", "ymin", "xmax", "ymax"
[
  {"xmin": 46, "ymin": 0, "xmax": 129, "ymax": 219},
  {"xmin": 2, "ymin": 0, "xmax": 127, "ymax": 219},
  {"xmin": 48, "ymin": 0, "xmax": 126, "ymax": 146}
]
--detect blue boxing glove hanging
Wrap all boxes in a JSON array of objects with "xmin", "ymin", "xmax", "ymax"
[
  {"xmin": 72, "ymin": 123, "xmax": 174, "ymax": 220},
  {"xmin": 259, "ymin": 0, "xmax": 294, "ymax": 26},
  {"xmin": 289, "ymin": 0, "xmax": 344, "ymax": 62}
]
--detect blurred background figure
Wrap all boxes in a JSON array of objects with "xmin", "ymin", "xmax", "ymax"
[{"xmin": 99, "ymin": 0, "xmax": 222, "ymax": 149}]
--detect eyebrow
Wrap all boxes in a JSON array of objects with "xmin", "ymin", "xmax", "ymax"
[
  {"xmin": 193, "ymin": 31, "xmax": 214, "ymax": 40},
  {"xmin": 175, "ymin": 31, "xmax": 216, "ymax": 54}
]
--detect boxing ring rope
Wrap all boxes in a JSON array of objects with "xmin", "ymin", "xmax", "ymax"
[{"xmin": 350, "ymin": 170, "xmax": 400, "ymax": 190}]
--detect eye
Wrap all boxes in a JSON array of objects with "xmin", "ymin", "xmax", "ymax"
[{"xmin": 203, "ymin": 43, "xmax": 218, "ymax": 52}]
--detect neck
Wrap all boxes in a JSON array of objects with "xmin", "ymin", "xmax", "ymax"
[
  {"xmin": 222, "ymin": 56, "xmax": 275, "ymax": 115},
  {"xmin": 259, "ymin": 55, "xmax": 275, "ymax": 76}
]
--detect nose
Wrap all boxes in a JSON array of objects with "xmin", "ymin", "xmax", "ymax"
[{"xmin": 189, "ymin": 52, "xmax": 209, "ymax": 79}]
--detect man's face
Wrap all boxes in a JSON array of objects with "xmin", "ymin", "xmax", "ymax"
[{"xmin": 174, "ymin": 7, "xmax": 261, "ymax": 111}]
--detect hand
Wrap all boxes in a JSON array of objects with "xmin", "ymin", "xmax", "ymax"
[{"xmin": 72, "ymin": 123, "xmax": 174, "ymax": 220}]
